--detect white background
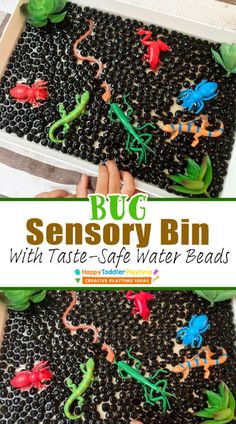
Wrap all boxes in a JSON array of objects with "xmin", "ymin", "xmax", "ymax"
[{"xmin": 0, "ymin": 199, "xmax": 235, "ymax": 287}]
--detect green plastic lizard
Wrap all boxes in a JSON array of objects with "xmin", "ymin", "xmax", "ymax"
[
  {"xmin": 48, "ymin": 91, "xmax": 90, "ymax": 143},
  {"xmin": 64, "ymin": 358, "xmax": 95, "ymax": 421}
]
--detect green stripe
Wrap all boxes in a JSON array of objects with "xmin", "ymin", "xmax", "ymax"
[
  {"xmin": 0, "ymin": 287, "xmax": 235, "ymax": 290},
  {"xmin": 0, "ymin": 198, "xmax": 235, "ymax": 202}
]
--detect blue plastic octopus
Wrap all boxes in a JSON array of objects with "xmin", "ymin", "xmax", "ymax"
[
  {"xmin": 178, "ymin": 80, "xmax": 218, "ymax": 114},
  {"xmin": 176, "ymin": 314, "xmax": 210, "ymax": 348}
]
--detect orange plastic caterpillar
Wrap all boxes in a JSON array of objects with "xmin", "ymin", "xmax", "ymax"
[
  {"xmin": 101, "ymin": 344, "xmax": 115, "ymax": 363},
  {"xmin": 172, "ymin": 345, "xmax": 228, "ymax": 380},
  {"xmin": 163, "ymin": 116, "xmax": 224, "ymax": 147},
  {"xmin": 62, "ymin": 291, "xmax": 99, "ymax": 343},
  {"xmin": 73, "ymin": 20, "xmax": 111, "ymax": 102}
]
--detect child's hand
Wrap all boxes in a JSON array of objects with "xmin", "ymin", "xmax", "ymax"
[
  {"xmin": 77, "ymin": 161, "xmax": 136, "ymax": 197},
  {"xmin": 35, "ymin": 189, "xmax": 74, "ymax": 198},
  {"xmin": 35, "ymin": 161, "xmax": 136, "ymax": 198}
]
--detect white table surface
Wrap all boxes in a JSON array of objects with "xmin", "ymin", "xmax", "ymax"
[{"xmin": 0, "ymin": 0, "xmax": 18, "ymax": 13}]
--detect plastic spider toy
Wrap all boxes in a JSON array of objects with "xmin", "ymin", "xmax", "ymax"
[
  {"xmin": 10, "ymin": 361, "xmax": 53, "ymax": 390},
  {"xmin": 10, "ymin": 80, "xmax": 49, "ymax": 107},
  {"xmin": 176, "ymin": 314, "xmax": 210, "ymax": 348},
  {"xmin": 178, "ymin": 80, "xmax": 218, "ymax": 114}
]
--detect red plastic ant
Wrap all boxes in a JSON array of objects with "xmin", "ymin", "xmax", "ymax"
[
  {"xmin": 10, "ymin": 361, "xmax": 53, "ymax": 390},
  {"xmin": 10, "ymin": 80, "xmax": 49, "ymax": 107}
]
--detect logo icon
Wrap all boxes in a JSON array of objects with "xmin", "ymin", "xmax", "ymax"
[
  {"xmin": 153, "ymin": 269, "xmax": 160, "ymax": 282},
  {"xmin": 74, "ymin": 269, "xmax": 81, "ymax": 283}
]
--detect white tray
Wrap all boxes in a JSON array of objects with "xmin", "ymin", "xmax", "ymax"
[{"xmin": 0, "ymin": 0, "xmax": 236, "ymax": 197}]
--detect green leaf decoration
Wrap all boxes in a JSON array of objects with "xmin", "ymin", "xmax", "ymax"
[
  {"xmin": 196, "ymin": 408, "xmax": 221, "ymax": 419},
  {"xmin": 169, "ymin": 174, "xmax": 194, "ymax": 184},
  {"xmin": 28, "ymin": 18, "xmax": 48, "ymax": 27},
  {"xmin": 20, "ymin": 4, "xmax": 30, "ymax": 18},
  {"xmin": 203, "ymin": 156, "xmax": 213, "ymax": 190},
  {"xmin": 195, "ymin": 382, "xmax": 236, "ymax": 424},
  {"xmin": 228, "ymin": 388, "xmax": 236, "ymax": 416},
  {"xmin": 54, "ymin": 0, "xmax": 67, "ymax": 13},
  {"xmin": 182, "ymin": 180, "xmax": 204, "ymax": 190},
  {"xmin": 194, "ymin": 290, "xmax": 236, "ymax": 306},
  {"xmin": 29, "ymin": 290, "xmax": 47, "ymax": 303},
  {"xmin": 201, "ymin": 417, "xmax": 235, "ymax": 424},
  {"xmin": 20, "ymin": 0, "xmax": 67, "ymax": 27},
  {"xmin": 212, "ymin": 43, "xmax": 236, "ymax": 77},
  {"xmin": 49, "ymin": 10, "xmax": 67, "ymax": 23},
  {"xmin": 168, "ymin": 154, "xmax": 213, "ymax": 197},
  {"xmin": 169, "ymin": 184, "xmax": 204, "ymax": 195},
  {"xmin": 205, "ymin": 390, "xmax": 223, "ymax": 409},
  {"xmin": 28, "ymin": 3, "xmax": 47, "ymax": 18},
  {"xmin": 214, "ymin": 409, "xmax": 233, "ymax": 421},
  {"xmin": 12, "ymin": 301, "xmax": 31, "ymax": 312},
  {"xmin": 212, "ymin": 49, "xmax": 228, "ymax": 72},
  {"xmin": 220, "ymin": 44, "xmax": 236, "ymax": 71},
  {"xmin": 198, "ymin": 154, "xmax": 208, "ymax": 181},
  {"xmin": 0, "ymin": 289, "xmax": 48, "ymax": 311},
  {"xmin": 220, "ymin": 382, "xmax": 230, "ymax": 410},
  {"xmin": 187, "ymin": 158, "xmax": 201, "ymax": 179}
]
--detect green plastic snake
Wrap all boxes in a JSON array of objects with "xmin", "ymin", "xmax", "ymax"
[
  {"xmin": 109, "ymin": 94, "xmax": 156, "ymax": 165},
  {"xmin": 64, "ymin": 358, "xmax": 95, "ymax": 421},
  {"xmin": 48, "ymin": 91, "xmax": 90, "ymax": 143},
  {"xmin": 115, "ymin": 349, "xmax": 175, "ymax": 413}
]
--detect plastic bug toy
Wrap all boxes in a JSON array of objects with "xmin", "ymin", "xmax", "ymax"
[
  {"xmin": 64, "ymin": 358, "xmax": 95, "ymax": 420},
  {"xmin": 62, "ymin": 291, "xmax": 99, "ymax": 343},
  {"xmin": 137, "ymin": 29, "xmax": 171, "ymax": 72},
  {"xmin": 10, "ymin": 80, "xmax": 49, "ymax": 107},
  {"xmin": 115, "ymin": 348, "xmax": 174, "ymax": 413},
  {"xmin": 126, "ymin": 290, "xmax": 155, "ymax": 320},
  {"xmin": 10, "ymin": 361, "xmax": 53, "ymax": 390},
  {"xmin": 176, "ymin": 314, "xmax": 210, "ymax": 348},
  {"xmin": 172, "ymin": 345, "xmax": 228, "ymax": 380},
  {"xmin": 163, "ymin": 115, "xmax": 224, "ymax": 147},
  {"xmin": 109, "ymin": 94, "xmax": 156, "ymax": 164},
  {"xmin": 101, "ymin": 343, "xmax": 115, "ymax": 363},
  {"xmin": 73, "ymin": 20, "xmax": 111, "ymax": 102},
  {"xmin": 49, "ymin": 91, "xmax": 90, "ymax": 143},
  {"xmin": 178, "ymin": 80, "xmax": 218, "ymax": 114}
]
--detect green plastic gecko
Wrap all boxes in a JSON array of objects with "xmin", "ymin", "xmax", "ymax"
[
  {"xmin": 64, "ymin": 358, "xmax": 95, "ymax": 421},
  {"xmin": 48, "ymin": 91, "xmax": 90, "ymax": 143}
]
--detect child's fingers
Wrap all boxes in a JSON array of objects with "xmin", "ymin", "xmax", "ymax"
[
  {"xmin": 106, "ymin": 160, "xmax": 121, "ymax": 193},
  {"xmin": 120, "ymin": 171, "xmax": 136, "ymax": 197},
  {"xmin": 35, "ymin": 190, "xmax": 71, "ymax": 198},
  {"xmin": 95, "ymin": 165, "xmax": 109, "ymax": 195},
  {"xmin": 76, "ymin": 174, "xmax": 89, "ymax": 198}
]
